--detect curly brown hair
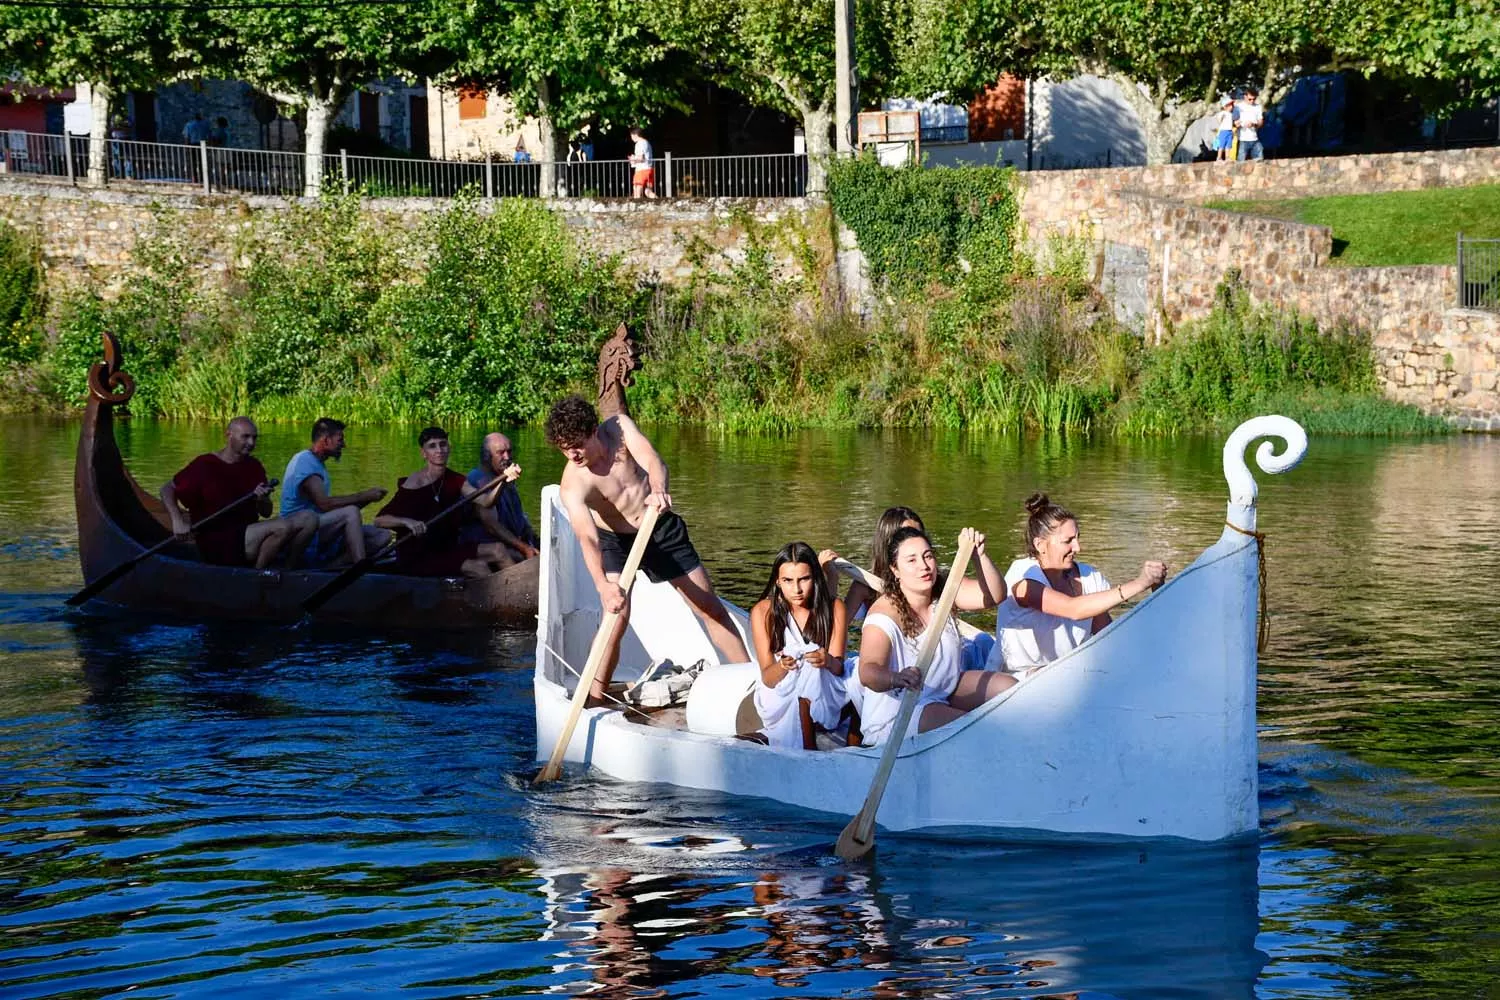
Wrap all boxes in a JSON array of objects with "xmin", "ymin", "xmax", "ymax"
[
  {"xmin": 544, "ymin": 395, "xmax": 599, "ymax": 448},
  {"xmin": 880, "ymin": 526, "xmax": 950, "ymax": 639}
]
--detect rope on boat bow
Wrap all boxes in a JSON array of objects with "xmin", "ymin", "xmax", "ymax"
[
  {"xmin": 1224, "ymin": 521, "xmax": 1268, "ymax": 654},
  {"xmin": 540, "ymin": 639, "xmax": 655, "ymax": 723}
]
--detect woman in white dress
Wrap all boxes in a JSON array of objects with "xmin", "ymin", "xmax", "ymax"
[
  {"xmin": 750, "ymin": 542, "xmax": 850, "ymax": 749},
  {"xmin": 989, "ymin": 493, "xmax": 1169, "ymax": 673},
  {"xmin": 857, "ymin": 526, "xmax": 1013, "ymax": 746}
]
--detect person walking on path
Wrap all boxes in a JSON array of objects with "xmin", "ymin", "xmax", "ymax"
[
  {"xmin": 1236, "ymin": 90, "xmax": 1265, "ymax": 161},
  {"xmin": 628, "ymin": 126, "xmax": 657, "ymax": 199}
]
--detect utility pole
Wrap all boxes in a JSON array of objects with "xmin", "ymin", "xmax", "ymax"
[{"xmin": 834, "ymin": 0, "xmax": 856, "ymax": 154}]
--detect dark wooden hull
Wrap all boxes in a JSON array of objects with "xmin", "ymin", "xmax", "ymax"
[{"xmin": 74, "ymin": 394, "xmax": 540, "ymax": 628}]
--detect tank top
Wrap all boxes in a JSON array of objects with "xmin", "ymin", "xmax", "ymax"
[{"xmin": 858, "ymin": 611, "xmax": 963, "ymax": 746}]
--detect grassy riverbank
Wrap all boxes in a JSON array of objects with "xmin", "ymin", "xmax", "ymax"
[
  {"xmin": 1209, "ymin": 183, "xmax": 1500, "ymax": 267},
  {"xmin": 0, "ymin": 184, "xmax": 1445, "ymax": 437}
]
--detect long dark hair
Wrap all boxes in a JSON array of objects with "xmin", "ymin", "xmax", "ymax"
[
  {"xmin": 881, "ymin": 526, "xmax": 950, "ymax": 639},
  {"xmin": 871, "ymin": 505, "xmax": 924, "ymax": 576},
  {"xmin": 1024, "ymin": 492, "xmax": 1075, "ymax": 557},
  {"xmin": 758, "ymin": 541, "xmax": 834, "ymax": 652}
]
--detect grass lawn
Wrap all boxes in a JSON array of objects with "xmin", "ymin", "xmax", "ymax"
[{"xmin": 1208, "ymin": 183, "xmax": 1500, "ymax": 267}]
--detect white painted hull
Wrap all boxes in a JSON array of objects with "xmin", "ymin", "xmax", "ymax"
[{"xmin": 534, "ymin": 416, "xmax": 1307, "ymax": 842}]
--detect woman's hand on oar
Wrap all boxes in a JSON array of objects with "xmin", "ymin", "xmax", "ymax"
[
  {"xmin": 535, "ymin": 505, "xmax": 660, "ymax": 786},
  {"xmin": 67, "ymin": 478, "xmax": 279, "ymax": 607},
  {"xmin": 834, "ymin": 531, "xmax": 977, "ymax": 861}
]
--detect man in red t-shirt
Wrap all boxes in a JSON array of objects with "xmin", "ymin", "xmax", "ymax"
[{"xmin": 160, "ymin": 417, "xmax": 314, "ymax": 567}]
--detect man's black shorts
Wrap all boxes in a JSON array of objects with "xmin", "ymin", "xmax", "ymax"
[{"xmin": 597, "ymin": 510, "xmax": 702, "ymax": 584}]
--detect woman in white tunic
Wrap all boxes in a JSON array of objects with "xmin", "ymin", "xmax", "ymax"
[
  {"xmin": 988, "ymin": 493, "xmax": 1169, "ymax": 672},
  {"xmin": 750, "ymin": 542, "xmax": 850, "ymax": 749},
  {"xmin": 858, "ymin": 526, "xmax": 1013, "ymax": 747}
]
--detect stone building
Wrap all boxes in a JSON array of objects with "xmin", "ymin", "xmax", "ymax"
[{"xmin": 63, "ymin": 78, "xmax": 427, "ymax": 154}]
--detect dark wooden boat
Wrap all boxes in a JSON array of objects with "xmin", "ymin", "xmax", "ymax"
[{"xmin": 73, "ymin": 332, "xmax": 540, "ymax": 627}]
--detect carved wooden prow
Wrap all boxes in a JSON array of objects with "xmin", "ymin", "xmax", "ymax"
[
  {"xmin": 87, "ymin": 330, "xmax": 137, "ymax": 406},
  {"xmin": 596, "ymin": 322, "xmax": 640, "ymax": 420}
]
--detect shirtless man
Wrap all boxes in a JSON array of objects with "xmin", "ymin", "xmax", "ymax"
[
  {"xmin": 545, "ymin": 395, "xmax": 749, "ymax": 706},
  {"xmin": 160, "ymin": 416, "xmax": 314, "ymax": 568}
]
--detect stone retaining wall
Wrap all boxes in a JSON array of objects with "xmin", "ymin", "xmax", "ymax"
[
  {"xmin": 1016, "ymin": 147, "xmax": 1500, "ymax": 428},
  {"xmin": 1017, "ymin": 145, "xmax": 1500, "ymax": 235},
  {"xmin": 0, "ymin": 176, "xmax": 814, "ymax": 292}
]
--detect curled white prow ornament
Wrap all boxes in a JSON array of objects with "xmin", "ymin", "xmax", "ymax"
[{"xmin": 1223, "ymin": 415, "xmax": 1308, "ymax": 532}]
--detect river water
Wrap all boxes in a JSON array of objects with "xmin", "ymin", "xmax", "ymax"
[{"xmin": 1, "ymin": 417, "xmax": 1497, "ymax": 998}]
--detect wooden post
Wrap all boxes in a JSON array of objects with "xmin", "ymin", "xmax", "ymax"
[
  {"xmin": 663, "ymin": 152, "xmax": 673, "ymax": 198},
  {"xmin": 64, "ymin": 134, "xmax": 75, "ymax": 183},
  {"xmin": 834, "ymin": 0, "xmax": 857, "ymax": 154},
  {"xmin": 200, "ymin": 141, "xmax": 210, "ymax": 194},
  {"xmin": 340, "ymin": 148, "xmax": 350, "ymax": 195}
]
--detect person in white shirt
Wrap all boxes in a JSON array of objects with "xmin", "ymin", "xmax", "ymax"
[
  {"xmin": 628, "ymin": 126, "xmax": 657, "ymax": 199},
  {"xmin": 988, "ymin": 493, "xmax": 1168, "ymax": 673},
  {"xmin": 1236, "ymin": 90, "xmax": 1265, "ymax": 161}
]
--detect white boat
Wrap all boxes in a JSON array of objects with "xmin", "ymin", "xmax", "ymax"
[{"xmin": 533, "ymin": 415, "xmax": 1308, "ymax": 842}]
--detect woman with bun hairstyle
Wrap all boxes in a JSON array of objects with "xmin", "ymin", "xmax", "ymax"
[
  {"xmin": 750, "ymin": 542, "xmax": 850, "ymax": 749},
  {"xmin": 856, "ymin": 525, "xmax": 1012, "ymax": 747},
  {"xmin": 989, "ymin": 493, "xmax": 1168, "ymax": 672}
]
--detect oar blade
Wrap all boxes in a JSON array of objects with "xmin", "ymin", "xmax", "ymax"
[
  {"xmin": 833, "ymin": 812, "xmax": 876, "ymax": 860},
  {"xmin": 65, "ymin": 563, "xmax": 132, "ymax": 606}
]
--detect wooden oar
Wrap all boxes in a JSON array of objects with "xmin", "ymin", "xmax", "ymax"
[
  {"xmin": 300, "ymin": 472, "xmax": 507, "ymax": 614},
  {"xmin": 831, "ymin": 557, "xmax": 881, "ymax": 590},
  {"xmin": 535, "ymin": 504, "xmax": 660, "ymax": 785},
  {"xmin": 834, "ymin": 532, "xmax": 976, "ymax": 860},
  {"xmin": 67, "ymin": 477, "xmax": 279, "ymax": 607}
]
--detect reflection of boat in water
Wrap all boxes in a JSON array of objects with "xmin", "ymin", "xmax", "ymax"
[
  {"xmin": 72, "ymin": 333, "xmax": 538, "ymax": 627},
  {"xmin": 532, "ymin": 838, "xmax": 1263, "ymax": 998},
  {"xmin": 534, "ymin": 415, "xmax": 1308, "ymax": 841}
]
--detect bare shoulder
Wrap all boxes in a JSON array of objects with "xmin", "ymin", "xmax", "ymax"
[
  {"xmin": 558, "ymin": 463, "xmax": 592, "ymax": 501},
  {"xmin": 866, "ymin": 595, "xmax": 898, "ymax": 620}
]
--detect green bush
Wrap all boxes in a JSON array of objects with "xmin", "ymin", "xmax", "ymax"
[
  {"xmin": 235, "ymin": 193, "xmax": 399, "ymax": 403},
  {"xmin": 0, "ymin": 220, "xmax": 44, "ymax": 368},
  {"xmin": 827, "ymin": 155, "xmax": 1019, "ymax": 294},
  {"xmin": 45, "ymin": 216, "xmax": 202, "ymax": 413},
  {"xmin": 381, "ymin": 195, "xmax": 640, "ymax": 423},
  {"xmin": 1117, "ymin": 290, "xmax": 1416, "ymax": 435}
]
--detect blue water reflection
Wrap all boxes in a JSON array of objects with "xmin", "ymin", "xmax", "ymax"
[{"xmin": 3, "ymin": 422, "xmax": 1500, "ymax": 997}]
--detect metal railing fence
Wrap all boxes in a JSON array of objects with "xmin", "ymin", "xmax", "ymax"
[
  {"xmin": 107, "ymin": 137, "xmax": 200, "ymax": 185},
  {"xmin": 0, "ymin": 130, "xmax": 73, "ymax": 179},
  {"xmin": 1457, "ymin": 233, "xmax": 1500, "ymax": 312},
  {"xmin": 665, "ymin": 153, "xmax": 807, "ymax": 198},
  {"xmin": 0, "ymin": 129, "xmax": 810, "ymax": 202}
]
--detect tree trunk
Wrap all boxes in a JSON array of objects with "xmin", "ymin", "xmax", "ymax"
[
  {"xmin": 87, "ymin": 82, "xmax": 112, "ymax": 186},
  {"xmin": 802, "ymin": 104, "xmax": 832, "ymax": 199},
  {"xmin": 1103, "ymin": 71, "xmax": 1213, "ymax": 165},
  {"xmin": 302, "ymin": 96, "xmax": 337, "ymax": 198},
  {"xmin": 535, "ymin": 77, "xmax": 565, "ymax": 198}
]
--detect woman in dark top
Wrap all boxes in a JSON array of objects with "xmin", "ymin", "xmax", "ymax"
[{"xmin": 374, "ymin": 427, "xmax": 516, "ymax": 577}]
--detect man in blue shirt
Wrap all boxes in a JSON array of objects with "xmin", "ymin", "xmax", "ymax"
[
  {"xmin": 461, "ymin": 432, "xmax": 538, "ymax": 564},
  {"xmin": 281, "ymin": 417, "xmax": 389, "ymax": 567}
]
